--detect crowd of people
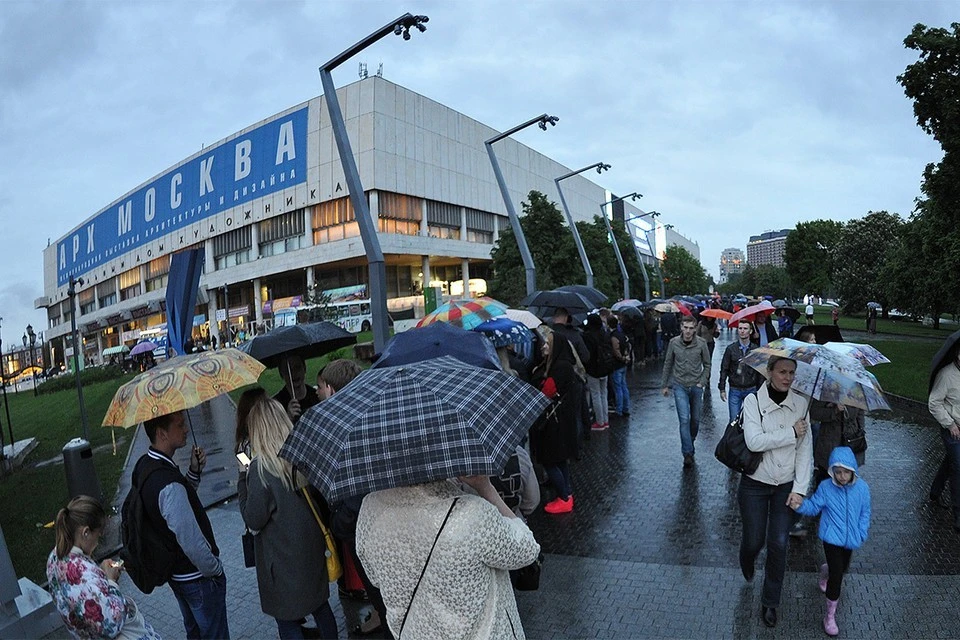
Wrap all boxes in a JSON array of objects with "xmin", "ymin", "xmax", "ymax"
[{"xmin": 46, "ymin": 296, "xmax": 960, "ymax": 640}]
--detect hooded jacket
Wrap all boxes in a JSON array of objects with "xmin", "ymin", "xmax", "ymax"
[{"xmin": 796, "ymin": 446, "xmax": 871, "ymax": 550}]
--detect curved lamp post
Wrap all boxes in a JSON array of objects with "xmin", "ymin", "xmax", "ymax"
[
  {"xmin": 319, "ymin": 13, "xmax": 429, "ymax": 352},
  {"xmin": 600, "ymin": 192, "xmax": 641, "ymax": 300},
  {"xmin": 25, "ymin": 325, "xmax": 37, "ymax": 397},
  {"xmin": 486, "ymin": 114, "xmax": 559, "ymax": 296},
  {"xmin": 624, "ymin": 210, "xmax": 660, "ymax": 301},
  {"xmin": 67, "ymin": 276, "xmax": 89, "ymax": 440},
  {"xmin": 555, "ymin": 162, "xmax": 610, "ymax": 289},
  {"xmin": 0, "ymin": 318, "xmax": 9, "ymax": 459}
]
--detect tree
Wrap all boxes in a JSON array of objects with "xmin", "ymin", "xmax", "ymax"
[
  {"xmin": 751, "ymin": 265, "xmax": 793, "ymax": 299},
  {"xmin": 783, "ymin": 220, "xmax": 843, "ymax": 297},
  {"xmin": 488, "ymin": 190, "xmax": 578, "ymax": 305},
  {"xmin": 833, "ymin": 211, "xmax": 904, "ymax": 315},
  {"xmin": 883, "ymin": 216, "xmax": 951, "ymax": 325},
  {"xmin": 574, "ymin": 217, "xmax": 623, "ymax": 300},
  {"xmin": 898, "ymin": 22, "xmax": 960, "ymax": 153},
  {"xmin": 660, "ymin": 245, "xmax": 709, "ymax": 295}
]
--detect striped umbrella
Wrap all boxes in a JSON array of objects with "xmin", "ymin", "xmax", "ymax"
[{"xmin": 415, "ymin": 297, "xmax": 508, "ymax": 330}]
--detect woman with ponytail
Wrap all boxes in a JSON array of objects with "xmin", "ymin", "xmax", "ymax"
[
  {"xmin": 46, "ymin": 495, "xmax": 159, "ymax": 639},
  {"xmin": 237, "ymin": 389, "xmax": 338, "ymax": 639}
]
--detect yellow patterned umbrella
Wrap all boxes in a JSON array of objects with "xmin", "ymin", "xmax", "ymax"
[{"xmin": 102, "ymin": 348, "xmax": 265, "ymax": 429}]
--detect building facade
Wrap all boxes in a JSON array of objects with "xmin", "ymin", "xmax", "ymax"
[
  {"xmin": 746, "ymin": 229, "xmax": 790, "ymax": 268},
  {"xmin": 719, "ymin": 247, "xmax": 745, "ymax": 283},
  {"xmin": 38, "ymin": 77, "xmax": 621, "ymax": 366}
]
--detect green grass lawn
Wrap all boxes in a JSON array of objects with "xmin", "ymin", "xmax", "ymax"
[
  {"xmin": 805, "ymin": 306, "xmax": 957, "ymax": 339},
  {"xmin": 0, "ymin": 337, "xmax": 370, "ymax": 584},
  {"xmin": 855, "ymin": 338, "xmax": 939, "ymax": 403}
]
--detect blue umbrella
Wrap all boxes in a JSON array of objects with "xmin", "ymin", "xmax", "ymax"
[
  {"xmin": 473, "ymin": 317, "xmax": 533, "ymax": 348},
  {"xmin": 372, "ymin": 322, "xmax": 501, "ymax": 371}
]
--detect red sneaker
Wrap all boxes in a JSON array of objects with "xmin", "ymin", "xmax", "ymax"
[
  {"xmin": 544, "ymin": 496, "xmax": 574, "ymax": 514},
  {"xmin": 590, "ymin": 422, "xmax": 608, "ymax": 431}
]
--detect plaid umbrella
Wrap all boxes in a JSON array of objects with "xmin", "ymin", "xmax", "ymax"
[
  {"xmin": 415, "ymin": 297, "xmax": 508, "ymax": 330},
  {"xmin": 279, "ymin": 356, "xmax": 551, "ymax": 502}
]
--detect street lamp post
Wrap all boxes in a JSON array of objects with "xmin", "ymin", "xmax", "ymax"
[
  {"xmin": 624, "ymin": 210, "xmax": 661, "ymax": 301},
  {"xmin": 319, "ymin": 13, "xmax": 428, "ymax": 353},
  {"xmin": 0, "ymin": 318, "xmax": 8, "ymax": 461},
  {"xmin": 67, "ymin": 276, "xmax": 89, "ymax": 441},
  {"xmin": 25, "ymin": 325, "xmax": 37, "ymax": 397},
  {"xmin": 643, "ymin": 224, "xmax": 671, "ymax": 298},
  {"xmin": 599, "ymin": 192, "xmax": 642, "ymax": 300},
  {"xmin": 486, "ymin": 114, "xmax": 559, "ymax": 297},
  {"xmin": 555, "ymin": 162, "xmax": 610, "ymax": 289}
]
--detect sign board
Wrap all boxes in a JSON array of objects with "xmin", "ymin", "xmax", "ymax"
[
  {"xmin": 424, "ymin": 287, "xmax": 442, "ymax": 315},
  {"xmin": 56, "ymin": 106, "xmax": 309, "ymax": 286},
  {"xmin": 228, "ymin": 305, "xmax": 249, "ymax": 319},
  {"xmin": 215, "ymin": 309, "xmax": 227, "ymax": 322}
]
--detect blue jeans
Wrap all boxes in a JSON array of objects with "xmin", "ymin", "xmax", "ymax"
[
  {"xmin": 931, "ymin": 428, "xmax": 960, "ymax": 512},
  {"xmin": 170, "ymin": 574, "xmax": 230, "ymax": 639},
  {"xmin": 546, "ymin": 461, "xmax": 572, "ymax": 499},
  {"xmin": 611, "ymin": 367, "xmax": 629, "ymax": 414},
  {"xmin": 276, "ymin": 601, "xmax": 338, "ymax": 639},
  {"xmin": 738, "ymin": 476, "xmax": 794, "ymax": 608},
  {"xmin": 727, "ymin": 386, "xmax": 756, "ymax": 423},
  {"xmin": 672, "ymin": 384, "xmax": 703, "ymax": 456}
]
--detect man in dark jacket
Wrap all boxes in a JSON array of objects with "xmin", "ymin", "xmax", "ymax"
[
  {"xmin": 752, "ymin": 312, "xmax": 779, "ymax": 346},
  {"xmin": 135, "ymin": 411, "xmax": 228, "ymax": 639},
  {"xmin": 719, "ymin": 320, "xmax": 764, "ymax": 421}
]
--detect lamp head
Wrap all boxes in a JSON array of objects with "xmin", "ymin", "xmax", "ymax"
[
  {"xmin": 538, "ymin": 115, "xmax": 560, "ymax": 130},
  {"xmin": 597, "ymin": 163, "xmax": 611, "ymax": 173},
  {"xmin": 395, "ymin": 14, "xmax": 429, "ymax": 40}
]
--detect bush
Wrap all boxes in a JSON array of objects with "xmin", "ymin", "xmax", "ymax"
[{"xmin": 37, "ymin": 365, "xmax": 132, "ymax": 394}]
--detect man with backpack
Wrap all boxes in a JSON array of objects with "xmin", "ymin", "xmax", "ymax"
[{"xmin": 125, "ymin": 410, "xmax": 229, "ymax": 639}]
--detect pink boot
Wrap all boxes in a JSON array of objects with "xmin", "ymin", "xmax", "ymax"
[
  {"xmin": 823, "ymin": 598, "xmax": 839, "ymax": 637},
  {"xmin": 819, "ymin": 563, "xmax": 828, "ymax": 593}
]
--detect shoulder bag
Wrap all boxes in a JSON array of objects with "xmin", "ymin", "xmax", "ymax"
[
  {"xmin": 714, "ymin": 397, "xmax": 764, "ymax": 475},
  {"xmin": 302, "ymin": 487, "xmax": 344, "ymax": 583}
]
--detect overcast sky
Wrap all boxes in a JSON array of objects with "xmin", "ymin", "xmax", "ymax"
[{"xmin": 0, "ymin": 0, "xmax": 952, "ymax": 343}]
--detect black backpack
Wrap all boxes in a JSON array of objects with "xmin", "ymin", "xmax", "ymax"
[{"xmin": 120, "ymin": 467, "xmax": 177, "ymax": 594}]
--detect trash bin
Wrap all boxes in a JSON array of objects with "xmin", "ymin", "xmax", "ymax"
[{"xmin": 62, "ymin": 438, "xmax": 102, "ymax": 502}]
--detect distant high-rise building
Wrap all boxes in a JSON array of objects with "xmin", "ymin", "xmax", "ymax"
[
  {"xmin": 747, "ymin": 229, "xmax": 791, "ymax": 268},
  {"xmin": 719, "ymin": 248, "xmax": 745, "ymax": 283}
]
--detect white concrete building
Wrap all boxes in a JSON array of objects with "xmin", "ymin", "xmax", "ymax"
[{"xmin": 38, "ymin": 77, "xmax": 631, "ymax": 365}]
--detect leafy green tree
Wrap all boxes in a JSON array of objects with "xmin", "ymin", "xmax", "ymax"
[
  {"xmin": 784, "ymin": 220, "xmax": 843, "ymax": 297},
  {"xmin": 883, "ymin": 215, "xmax": 951, "ymax": 326},
  {"xmin": 488, "ymin": 190, "xmax": 577, "ymax": 305},
  {"xmin": 661, "ymin": 245, "xmax": 709, "ymax": 295},
  {"xmin": 751, "ymin": 265, "xmax": 793, "ymax": 299},
  {"xmin": 573, "ymin": 217, "xmax": 623, "ymax": 301},
  {"xmin": 833, "ymin": 211, "xmax": 904, "ymax": 315},
  {"xmin": 898, "ymin": 22, "xmax": 960, "ymax": 152}
]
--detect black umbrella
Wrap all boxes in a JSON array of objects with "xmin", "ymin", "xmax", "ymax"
[
  {"xmin": 238, "ymin": 321, "xmax": 357, "ymax": 368},
  {"xmin": 929, "ymin": 329, "xmax": 960, "ymax": 392},
  {"xmin": 775, "ymin": 307, "xmax": 801, "ymax": 322},
  {"xmin": 555, "ymin": 285, "xmax": 608, "ymax": 307},
  {"xmin": 793, "ymin": 324, "xmax": 844, "ymax": 345},
  {"xmin": 521, "ymin": 290, "xmax": 595, "ymax": 322},
  {"xmin": 372, "ymin": 322, "xmax": 500, "ymax": 371}
]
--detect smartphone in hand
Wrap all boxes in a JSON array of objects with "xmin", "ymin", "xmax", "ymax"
[{"xmin": 236, "ymin": 452, "xmax": 251, "ymax": 468}]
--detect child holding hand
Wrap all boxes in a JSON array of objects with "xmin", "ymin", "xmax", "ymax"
[{"xmin": 789, "ymin": 446, "xmax": 871, "ymax": 637}]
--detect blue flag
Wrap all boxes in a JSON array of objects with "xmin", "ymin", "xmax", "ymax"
[{"xmin": 165, "ymin": 248, "xmax": 205, "ymax": 357}]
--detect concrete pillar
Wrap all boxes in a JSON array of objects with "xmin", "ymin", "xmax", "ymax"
[
  {"xmin": 492, "ymin": 215, "xmax": 500, "ymax": 244},
  {"xmin": 303, "ymin": 207, "xmax": 314, "ymax": 248},
  {"xmin": 421, "ymin": 256, "xmax": 431, "ymax": 289},
  {"xmin": 204, "ymin": 238, "xmax": 215, "ymax": 275},
  {"xmin": 306, "ymin": 266, "xmax": 315, "ymax": 292},
  {"xmin": 139, "ymin": 265, "xmax": 148, "ymax": 295},
  {"xmin": 369, "ymin": 190, "xmax": 380, "ymax": 222},
  {"xmin": 420, "ymin": 200, "xmax": 428, "ymax": 236},
  {"xmin": 207, "ymin": 291, "xmax": 220, "ymax": 346},
  {"xmin": 250, "ymin": 223, "xmax": 260, "ymax": 261},
  {"xmin": 253, "ymin": 278, "xmax": 263, "ymax": 324},
  {"xmin": 460, "ymin": 206, "xmax": 467, "ymax": 241},
  {"xmin": 461, "ymin": 259, "xmax": 470, "ymax": 299}
]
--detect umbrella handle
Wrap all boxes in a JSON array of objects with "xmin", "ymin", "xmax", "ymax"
[
  {"xmin": 806, "ymin": 369, "xmax": 822, "ymax": 413},
  {"xmin": 285, "ymin": 360, "xmax": 295, "ymax": 399},
  {"xmin": 185, "ymin": 410, "xmax": 199, "ymax": 448}
]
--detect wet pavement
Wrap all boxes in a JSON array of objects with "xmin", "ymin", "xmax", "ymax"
[{"xmin": 49, "ymin": 332, "xmax": 960, "ymax": 638}]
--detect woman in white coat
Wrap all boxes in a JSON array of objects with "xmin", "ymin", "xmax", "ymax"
[
  {"xmin": 738, "ymin": 356, "xmax": 813, "ymax": 628},
  {"xmin": 357, "ymin": 476, "xmax": 540, "ymax": 640}
]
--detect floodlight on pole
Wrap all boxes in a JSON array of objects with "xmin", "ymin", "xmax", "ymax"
[
  {"xmin": 623, "ymin": 210, "xmax": 661, "ymax": 301},
  {"xmin": 599, "ymin": 192, "xmax": 641, "ymax": 300},
  {"xmin": 485, "ymin": 114, "xmax": 559, "ymax": 296},
  {"xmin": 67, "ymin": 276, "xmax": 89, "ymax": 440},
  {"xmin": 318, "ymin": 12, "xmax": 428, "ymax": 353},
  {"xmin": 555, "ymin": 162, "xmax": 610, "ymax": 289}
]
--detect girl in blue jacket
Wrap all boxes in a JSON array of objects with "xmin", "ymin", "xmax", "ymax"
[{"xmin": 789, "ymin": 446, "xmax": 871, "ymax": 637}]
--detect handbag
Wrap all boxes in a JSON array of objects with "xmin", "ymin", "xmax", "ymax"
[
  {"xmin": 714, "ymin": 406, "xmax": 763, "ymax": 475},
  {"xmin": 510, "ymin": 551, "xmax": 543, "ymax": 591},
  {"xmin": 302, "ymin": 487, "xmax": 344, "ymax": 583},
  {"xmin": 241, "ymin": 529, "xmax": 256, "ymax": 568}
]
